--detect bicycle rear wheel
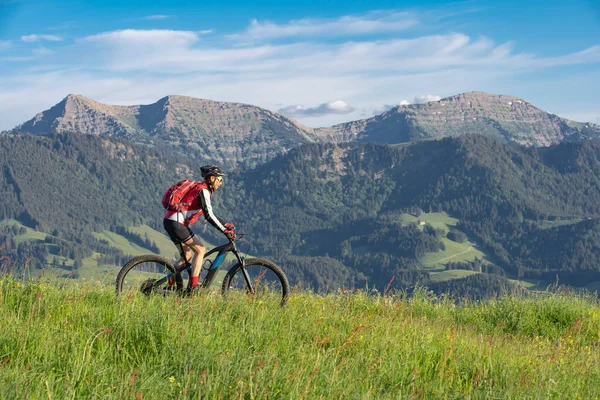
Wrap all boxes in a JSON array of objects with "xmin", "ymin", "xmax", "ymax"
[
  {"xmin": 222, "ymin": 258, "xmax": 290, "ymax": 306},
  {"xmin": 116, "ymin": 254, "xmax": 180, "ymax": 296}
]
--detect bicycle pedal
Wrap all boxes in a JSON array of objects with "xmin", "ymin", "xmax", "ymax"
[{"xmin": 185, "ymin": 285, "xmax": 201, "ymax": 297}]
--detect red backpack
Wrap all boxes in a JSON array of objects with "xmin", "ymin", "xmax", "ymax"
[{"xmin": 161, "ymin": 180, "xmax": 200, "ymax": 212}]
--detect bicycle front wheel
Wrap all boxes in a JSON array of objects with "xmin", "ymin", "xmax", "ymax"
[
  {"xmin": 222, "ymin": 258, "xmax": 290, "ymax": 306},
  {"xmin": 116, "ymin": 254, "xmax": 179, "ymax": 296}
]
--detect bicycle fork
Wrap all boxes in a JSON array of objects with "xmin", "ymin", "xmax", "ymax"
[{"xmin": 240, "ymin": 266, "xmax": 255, "ymax": 294}]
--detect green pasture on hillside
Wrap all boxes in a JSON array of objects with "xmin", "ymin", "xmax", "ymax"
[
  {"xmin": 127, "ymin": 225, "xmax": 178, "ymax": 256},
  {"xmin": 422, "ymin": 238, "xmax": 487, "ymax": 268},
  {"xmin": 396, "ymin": 212, "xmax": 489, "ymax": 270},
  {"xmin": 507, "ymin": 279, "xmax": 544, "ymax": 290},
  {"xmin": 0, "ymin": 219, "xmax": 48, "ymax": 244},
  {"xmin": 92, "ymin": 230, "xmax": 156, "ymax": 257},
  {"xmin": 414, "ymin": 212, "xmax": 459, "ymax": 230},
  {"xmin": 94, "ymin": 225, "xmax": 220, "ymax": 259}
]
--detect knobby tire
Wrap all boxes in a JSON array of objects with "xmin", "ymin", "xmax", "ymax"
[
  {"xmin": 221, "ymin": 257, "xmax": 290, "ymax": 306},
  {"xmin": 115, "ymin": 254, "xmax": 176, "ymax": 295}
]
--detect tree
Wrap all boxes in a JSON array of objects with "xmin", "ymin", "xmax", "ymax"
[{"xmin": 447, "ymin": 229, "xmax": 467, "ymax": 243}]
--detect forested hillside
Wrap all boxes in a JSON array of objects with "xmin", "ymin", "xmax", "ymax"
[
  {"xmin": 0, "ymin": 133, "xmax": 201, "ymax": 273},
  {"xmin": 222, "ymin": 135, "xmax": 600, "ymax": 290},
  {"xmin": 2, "ymin": 132, "xmax": 600, "ymax": 296}
]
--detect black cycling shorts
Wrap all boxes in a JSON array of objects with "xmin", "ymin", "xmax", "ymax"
[{"xmin": 163, "ymin": 218, "xmax": 195, "ymax": 245}]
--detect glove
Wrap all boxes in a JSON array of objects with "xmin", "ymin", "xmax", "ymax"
[{"xmin": 224, "ymin": 223, "xmax": 236, "ymax": 240}]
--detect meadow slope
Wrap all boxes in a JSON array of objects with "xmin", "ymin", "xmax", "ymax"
[{"xmin": 1, "ymin": 279, "xmax": 600, "ymax": 399}]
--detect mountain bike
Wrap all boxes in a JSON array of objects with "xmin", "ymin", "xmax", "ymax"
[{"xmin": 115, "ymin": 234, "xmax": 290, "ymax": 306}]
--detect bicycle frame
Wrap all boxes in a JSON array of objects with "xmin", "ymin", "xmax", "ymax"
[
  {"xmin": 151, "ymin": 236, "xmax": 257, "ymax": 292},
  {"xmin": 197, "ymin": 239, "xmax": 243, "ymax": 289}
]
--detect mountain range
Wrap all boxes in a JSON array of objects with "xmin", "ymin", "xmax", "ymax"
[
  {"xmin": 7, "ymin": 92, "xmax": 600, "ymax": 169},
  {"xmin": 3, "ymin": 91, "xmax": 600, "ymax": 297}
]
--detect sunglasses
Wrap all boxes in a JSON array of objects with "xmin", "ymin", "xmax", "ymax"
[{"xmin": 215, "ymin": 176, "xmax": 223, "ymax": 183}]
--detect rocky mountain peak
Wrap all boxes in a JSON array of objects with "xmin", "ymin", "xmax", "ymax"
[
  {"xmin": 315, "ymin": 91, "xmax": 599, "ymax": 146},
  {"xmin": 9, "ymin": 94, "xmax": 319, "ymax": 169},
  {"xmin": 64, "ymin": 93, "xmax": 93, "ymax": 102}
]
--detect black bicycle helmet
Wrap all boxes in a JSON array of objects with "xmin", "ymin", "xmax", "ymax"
[{"xmin": 200, "ymin": 165, "xmax": 226, "ymax": 179}]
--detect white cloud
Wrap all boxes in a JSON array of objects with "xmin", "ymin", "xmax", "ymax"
[
  {"xmin": 198, "ymin": 30, "xmax": 214, "ymax": 35},
  {"xmin": 21, "ymin": 34, "xmax": 63, "ymax": 42},
  {"xmin": 142, "ymin": 15, "xmax": 170, "ymax": 20},
  {"xmin": 1, "ymin": 56, "xmax": 35, "ymax": 62},
  {"xmin": 77, "ymin": 29, "xmax": 203, "ymax": 71},
  {"xmin": 0, "ymin": 40, "xmax": 11, "ymax": 49},
  {"xmin": 278, "ymin": 100, "xmax": 355, "ymax": 117},
  {"xmin": 75, "ymin": 29, "xmax": 297, "ymax": 73},
  {"xmin": 230, "ymin": 10, "xmax": 418, "ymax": 41},
  {"xmin": 369, "ymin": 104, "xmax": 398, "ymax": 116},
  {"xmin": 32, "ymin": 47, "xmax": 53, "ymax": 57},
  {"xmin": 81, "ymin": 29, "xmax": 200, "ymax": 47},
  {"xmin": 67, "ymin": 30, "xmax": 578, "ymax": 75},
  {"xmin": 1, "ymin": 46, "xmax": 55, "ymax": 62},
  {"xmin": 536, "ymin": 45, "xmax": 600, "ymax": 67},
  {"xmin": 413, "ymin": 94, "xmax": 441, "ymax": 104},
  {"xmin": 396, "ymin": 96, "xmax": 440, "ymax": 106}
]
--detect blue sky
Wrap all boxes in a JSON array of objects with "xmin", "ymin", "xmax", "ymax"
[{"xmin": 0, "ymin": 0, "xmax": 599, "ymax": 131}]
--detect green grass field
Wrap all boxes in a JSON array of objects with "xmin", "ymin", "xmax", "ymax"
[{"xmin": 1, "ymin": 278, "xmax": 600, "ymax": 399}]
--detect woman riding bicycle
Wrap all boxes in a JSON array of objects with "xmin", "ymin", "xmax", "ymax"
[{"xmin": 162, "ymin": 165, "xmax": 236, "ymax": 292}]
